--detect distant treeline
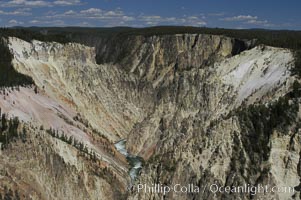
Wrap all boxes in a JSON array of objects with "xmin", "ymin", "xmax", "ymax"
[
  {"xmin": 20, "ymin": 26, "xmax": 301, "ymax": 77},
  {"xmin": 106, "ymin": 26, "xmax": 301, "ymax": 77},
  {"xmin": 0, "ymin": 37, "xmax": 34, "ymax": 87},
  {"xmin": 1, "ymin": 26, "xmax": 301, "ymax": 87},
  {"xmin": 0, "ymin": 28, "xmax": 71, "ymax": 87},
  {"xmin": 0, "ymin": 28, "xmax": 71, "ymax": 43},
  {"xmin": 18, "ymin": 26, "xmax": 301, "ymax": 49}
]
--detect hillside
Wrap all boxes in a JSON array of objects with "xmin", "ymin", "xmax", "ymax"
[{"xmin": 0, "ymin": 27, "xmax": 300, "ymax": 200}]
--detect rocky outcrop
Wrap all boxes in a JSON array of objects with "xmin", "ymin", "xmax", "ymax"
[
  {"xmin": 124, "ymin": 44, "xmax": 299, "ymax": 200},
  {"xmin": 0, "ymin": 123, "xmax": 127, "ymax": 200},
  {"xmin": 8, "ymin": 37, "xmax": 144, "ymax": 141},
  {"xmin": 0, "ymin": 33, "xmax": 299, "ymax": 200},
  {"xmin": 94, "ymin": 34, "xmax": 253, "ymax": 83}
]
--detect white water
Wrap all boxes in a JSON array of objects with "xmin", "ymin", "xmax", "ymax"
[
  {"xmin": 114, "ymin": 139, "xmax": 128, "ymax": 156},
  {"xmin": 114, "ymin": 139, "xmax": 143, "ymax": 183}
]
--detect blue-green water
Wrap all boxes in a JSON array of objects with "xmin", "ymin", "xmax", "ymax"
[{"xmin": 114, "ymin": 139, "xmax": 143, "ymax": 183}]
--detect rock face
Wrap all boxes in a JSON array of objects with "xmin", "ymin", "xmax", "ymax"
[
  {"xmin": 0, "ymin": 33, "xmax": 300, "ymax": 200},
  {"xmin": 0, "ymin": 123, "xmax": 127, "ymax": 200},
  {"xmin": 8, "ymin": 37, "xmax": 144, "ymax": 142}
]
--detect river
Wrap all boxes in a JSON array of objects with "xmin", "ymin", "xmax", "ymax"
[{"xmin": 114, "ymin": 139, "xmax": 143, "ymax": 183}]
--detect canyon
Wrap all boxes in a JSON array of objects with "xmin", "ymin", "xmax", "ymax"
[{"xmin": 0, "ymin": 32, "xmax": 300, "ymax": 200}]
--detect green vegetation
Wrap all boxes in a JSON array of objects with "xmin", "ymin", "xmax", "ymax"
[
  {"xmin": 238, "ymin": 94, "xmax": 298, "ymax": 162},
  {"xmin": 44, "ymin": 126, "xmax": 121, "ymax": 190},
  {"xmin": 72, "ymin": 113, "xmax": 112, "ymax": 145},
  {"xmin": 233, "ymin": 85, "xmax": 300, "ymax": 180},
  {"xmin": 0, "ymin": 28, "xmax": 70, "ymax": 43},
  {"xmin": 46, "ymin": 127, "xmax": 98, "ymax": 162},
  {"xmin": 0, "ymin": 108, "xmax": 25, "ymax": 149},
  {"xmin": 292, "ymin": 50, "xmax": 301, "ymax": 77},
  {"xmin": 111, "ymin": 27, "xmax": 301, "ymax": 76},
  {"xmin": 14, "ymin": 27, "xmax": 301, "ymax": 58},
  {"xmin": 1, "ymin": 26, "xmax": 301, "ymax": 84},
  {"xmin": 114, "ymin": 26, "xmax": 301, "ymax": 50},
  {"xmin": 226, "ymin": 84, "xmax": 301, "ymax": 182},
  {"xmin": 0, "ymin": 28, "xmax": 72, "ymax": 87},
  {"xmin": 0, "ymin": 38, "xmax": 34, "ymax": 87},
  {"xmin": 0, "ymin": 187, "xmax": 20, "ymax": 200},
  {"xmin": 17, "ymin": 26, "xmax": 301, "ymax": 49}
]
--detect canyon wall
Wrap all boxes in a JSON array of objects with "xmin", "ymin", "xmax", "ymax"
[{"xmin": 0, "ymin": 33, "xmax": 299, "ymax": 199}]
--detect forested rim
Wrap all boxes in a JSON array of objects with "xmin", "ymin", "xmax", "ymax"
[
  {"xmin": 1, "ymin": 26, "xmax": 301, "ymax": 87},
  {"xmin": 0, "ymin": 28, "xmax": 71, "ymax": 87},
  {"xmin": 0, "ymin": 37, "xmax": 34, "ymax": 87}
]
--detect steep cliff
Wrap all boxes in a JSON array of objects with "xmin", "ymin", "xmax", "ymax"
[
  {"xmin": 0, "ymin": 122, "xmax": 127, "ymax": 200},
  {"xmin": 0, "ymin": 33, "xmax": 300, "ymax": 200}
]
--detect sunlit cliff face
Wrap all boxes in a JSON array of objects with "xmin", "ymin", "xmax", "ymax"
[{"xmin": 0, "ymin": 34, "xmax": 299, "ymax": 200}]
